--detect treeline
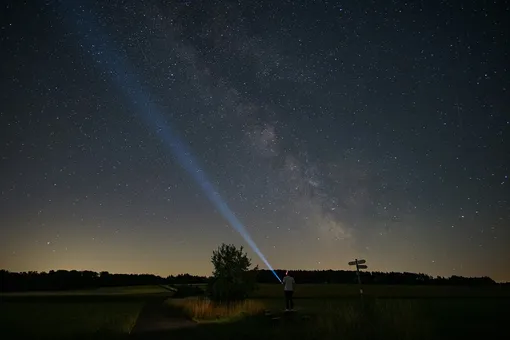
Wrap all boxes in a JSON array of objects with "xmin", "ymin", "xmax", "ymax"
[
  {"xmin": 0, "ymin": 269, "xmax": 498, "ymax": 292},
  {"xmin": 167, "ymin": 273, "xmax": 208, "ymax": 284},
  {"xmin": 258, "ymin": 269, "xmax": 496, "ymax": 286},
  {"xmin": 0, "ymin": 270, "xmax": 210, "ymax": 292},
  {"xmin": 0, "ymin": 270, "xmax": 168, "ymax": 292}
]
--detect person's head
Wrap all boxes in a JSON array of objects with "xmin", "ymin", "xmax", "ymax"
[{"xmin": 286, "ymin": 271, "xmax": 290, "ymax": 277}]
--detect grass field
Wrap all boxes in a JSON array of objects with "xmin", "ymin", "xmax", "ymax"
[
  {"xmin": 0, "ymin": 284, "xmax": 171, "ymax": 297},
  {"xmin": 0, "ymin": 285, "xmax": 174, "ymax": 339},
  {"xmin": 253, "ymin": 283, "xmax": 510, "ymax": 298},
  {"xmin": 165, "ymin": 284, "xmax": 510, "ymax": 340},
  {"xmin": 2, "ymin": 284, "xmax": 509, "ymax": 339},
  {"xmin": 0, "ymin": 301, "xmax": 142, "ymax": 339},
  {"xmin": 167, "ymin": 295, "xmax": 510, "ymax": 340}
]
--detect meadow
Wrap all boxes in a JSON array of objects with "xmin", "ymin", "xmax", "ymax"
[
  {"xmin": 2, "ymin": 283, "xmax": 509, "ymax": 339},
  {"xmin": 253, "ymin": 282, "xmax": 510, "ymax": 298},
  {"xmin": 166, "ymin": 284, "xmax": 510, "ymax": 340},
  {"xmin": 167, "ymin": 296, "xmax": 510, "ymax": 340},
  {"xmin": 1, "ymin": 301, "xmax": 142, "ymax": 339},
  {"xmin": 0, "ymin": 285, "xmax": 173, "ymax": 339},
  {"xmin": 0, "ymin": 284, "xmax": 173, "ymax": 297}
]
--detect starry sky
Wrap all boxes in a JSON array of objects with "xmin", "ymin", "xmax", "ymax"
[{"xmin": 1, "ymin": 0, "xmax": 509, "ymax": 281}]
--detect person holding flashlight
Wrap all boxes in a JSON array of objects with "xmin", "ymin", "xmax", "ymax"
[{"xmin": 282, "ymin": 271, "xmax": 295, "ymax": 311}]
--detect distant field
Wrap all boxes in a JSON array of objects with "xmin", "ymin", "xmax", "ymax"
[
  {"xmin": 0, "ymin": 285, "xmax": 171, "ymax": 297},
  {"xmin": 252, "ymin": 283, "xmax": 510, "ymax": 298}
]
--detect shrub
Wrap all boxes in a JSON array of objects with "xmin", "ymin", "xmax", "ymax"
[{"xmin": 208, "ymin": 243, "xmax": 258, "ymax": 302}]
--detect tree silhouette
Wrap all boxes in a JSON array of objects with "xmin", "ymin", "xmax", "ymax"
[{"xmin": 208, "ymin": 243, "xmax": 257, "ymax": 302}]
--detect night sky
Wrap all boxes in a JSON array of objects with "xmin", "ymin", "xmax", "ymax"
[{"xmin": 1, "ymin": 0, "xmax": 509, "ymax": 281}]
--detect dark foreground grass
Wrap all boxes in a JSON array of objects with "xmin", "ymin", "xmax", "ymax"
[
  {"xmin": 0, "ymin": 286, "xmax": 175, "ymax": 339},
  {"xmin": 0, "ymin": 301, "xmax": 143, "ymax": 339},
  {"xmin": 165, "ymin": 296, "xmax": 510, "ymax": 340},
  {"xmin": 2, "ymin": 285, "xmax": 509, "ymax": 340}
]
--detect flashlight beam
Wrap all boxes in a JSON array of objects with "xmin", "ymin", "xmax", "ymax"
[{"xmin": 56, "ymin": 2, "xmax": 282, "ymax": 283}]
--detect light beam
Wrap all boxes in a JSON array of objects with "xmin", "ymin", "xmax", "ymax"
[{"xmin": 56, "ymin": 2, "xmax": 281, "ymax": 283}]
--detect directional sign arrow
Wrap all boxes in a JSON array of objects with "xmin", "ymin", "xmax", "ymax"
[
  {"xmin": 357, "ymin": 265, "xmax": 368, "ymax": 269},
  {"xmin": 348, "ymin": 259, "xmax": 366, "ymax": 266}
]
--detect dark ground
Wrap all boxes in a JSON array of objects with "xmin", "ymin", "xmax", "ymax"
[
  {"xmin": 2, "ymin": 286, "xmax": 510, "ymax": 340},
  {"xmin": 130, "ymin": 297, "xmax": 196, "ymax": 338}
]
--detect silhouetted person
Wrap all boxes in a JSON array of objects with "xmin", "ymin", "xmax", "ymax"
[{"xmin": 282, "ymin": 271, "xmax": 295, "ymax": 311}]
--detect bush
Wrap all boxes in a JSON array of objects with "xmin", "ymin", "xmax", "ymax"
[{"xmin": 208, "ymin": 244, "xmax": 258, "ymax": 302}]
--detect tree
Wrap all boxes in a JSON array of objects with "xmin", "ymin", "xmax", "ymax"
[{"xmin": 208, "ymin": 243, "xmax": 258, "ymax": 302}]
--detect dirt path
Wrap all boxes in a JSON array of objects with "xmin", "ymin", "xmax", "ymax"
[{"xmin": 130, "ymin": 298, "xmax": 196, "ymax": 338}]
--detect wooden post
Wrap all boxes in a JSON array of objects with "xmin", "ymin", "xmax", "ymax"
[
  {"xmin": 348, "ymin": 259, "xmax": 367, "ymax": 299},
  {"xmin": 355, "ymin": 259, "xmax": 363, "ymax": 297}
]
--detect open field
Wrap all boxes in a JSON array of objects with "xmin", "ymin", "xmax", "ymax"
[
  {"xmin": 2, "ymin": 284, "xmax": 510, "ymax": 339},
  {"xmin": 0, "ymin": 301, "xmax": 142, "ymax": 339},
  {"xmin": 0, "ymin": 285, "xmax": 175, "ymax": 339},
  {"xmin": 253, "ymin": 283, "xmax": 510, "ymax": 298},
  {"xmin": 166, "ymin": 295, "xmax": 510, "ymax": 340},
  {"xmin": 165, "ymin": 284, "xmax": 510, "ymax": 339},
  {"xmin": 0, "ymin": 285, "xmax": 172, "ymax": 297}
]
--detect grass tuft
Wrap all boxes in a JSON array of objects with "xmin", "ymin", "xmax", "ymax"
[{"xmin": 167, "ymin": 297, "xmax": 265, "ymax": 322}]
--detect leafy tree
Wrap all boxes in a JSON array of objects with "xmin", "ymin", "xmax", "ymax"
[{"xmin": 208, "ymin": 243, "xmax": 258, "ymax": 302}]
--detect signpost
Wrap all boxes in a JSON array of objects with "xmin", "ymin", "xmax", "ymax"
[{"xmin": 348, "ymin": 259, "xmax": 368, "ymax": 297}]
